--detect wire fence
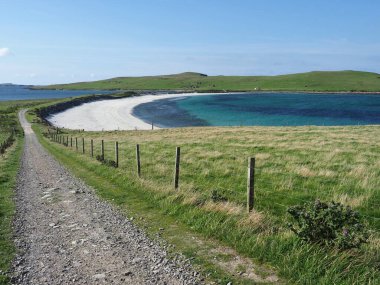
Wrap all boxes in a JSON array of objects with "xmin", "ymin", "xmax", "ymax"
[{"xmin": 46, "ymin": 131, "xmax": 380, "ymax": 227}]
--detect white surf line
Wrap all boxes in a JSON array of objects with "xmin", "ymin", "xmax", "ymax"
[{"xmin": 47, "ymin": 92, "xmax": 233, "ymax": 131}]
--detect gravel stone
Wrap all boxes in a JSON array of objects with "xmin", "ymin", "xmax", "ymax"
[{"xmin": 10, "ymin": 110, "xmax": 202, "ymax": 284}]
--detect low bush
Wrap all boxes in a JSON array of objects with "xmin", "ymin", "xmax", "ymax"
[
  {"xmin": 288, "ymin": 199, "xmax": 369, "ymax": 249},
  {"xmin": 210, "ymin": 189, "xmax": 228, "ymax": 202},
  {"xmin": 0, "ymin": 133, "xmax": 15, "ymax": 155},
  {"xmin": 96, "ymin": 155, "xmax": 117, "ymax": 168}
]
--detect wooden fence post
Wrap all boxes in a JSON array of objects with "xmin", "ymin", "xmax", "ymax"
[
  {"xmin": 247, "ymin": 157, "xmax": 255, "ymax": 212},
  {"xmin": 82, "ymin": 138, "xmax": 85, "ymax": 154},
  {"xmin": 115, "ymin": 141, "xmax": 119, "ymax": 167},
  {"xmin": 91, "ymin": 139, "xmax": 94, "ymax": 157},
  {"xmin": 70, "ymin": 137, "xmax": 73, "ymax": 148},
  {"xmin": 174, "ymin": 147, "xmax": 180, "ymax": 190},
  {"xmin": 66, "ymin": 136, "xmax": 69, "ymax": 146},
  {"xmin": 75, "ymin": 137, "xmax": 78, "ymax": 151},
  {"xmin": 136, "ymin": 144, "xmax": 141, "ymax": 177},
  {"xmin": 101, "ymin": 140, "xmax": 104, "ymax": 160},
  {"xmin": 151, "ymin": 122, "xmax": 154, "ymax": 130}
]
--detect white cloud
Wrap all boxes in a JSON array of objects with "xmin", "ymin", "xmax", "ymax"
[{"xmin": 0, "ymin": 47, "xmax": 11, "ymax": 57}]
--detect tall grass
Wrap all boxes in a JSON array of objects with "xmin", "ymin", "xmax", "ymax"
[
  {"xmin": 55, "ymin": 126, "xmax": 379, "ymax": 226},
  {"xmin": 0, "ymin": 103, "xmax": 25, "ymax": 284},
  {"xmin": 34, "ymin": 121, "xmax": 380, "ymax": 284},
  {"xmin": 0, "ymin": 137, "xmax": 23, "ymax": 285}
]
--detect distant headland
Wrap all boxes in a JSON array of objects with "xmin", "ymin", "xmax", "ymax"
[{"xmin": 34, "ymin": 70, "xmax": 380, "ymax": 93}]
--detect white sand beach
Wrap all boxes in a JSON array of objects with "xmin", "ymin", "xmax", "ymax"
[{"xmin": 47, "ymin": 93, "xmax": 220, "ymax": 131}]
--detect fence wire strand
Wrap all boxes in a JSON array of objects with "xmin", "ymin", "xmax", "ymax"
[{"xmin": 47, "ymin": 132, "xmax": 380, "ymax": 223}]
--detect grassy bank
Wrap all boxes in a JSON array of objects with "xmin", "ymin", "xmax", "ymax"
[
  {"xmin": 0, "ymin": 101, "xmax": 27, "ymax": 284},
  {"xmin": 31, "ymin": 110, "xmax": 379, "ymax": 284},
  {"xmin": 39, "ymin": 70, "xmax": 380, "ymax": 92},
  {"xmin": 0, "ymin": 137, "xmax": 23, "ymax": 285}
]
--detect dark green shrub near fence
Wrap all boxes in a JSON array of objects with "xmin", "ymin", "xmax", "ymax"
[
  {"xmin": 288, "ymin": 199, "xmax": 369, "ymax": 250},
  {"xmin": 211, "ymin": 189, "xmax": 228, "ymax": 202},
  {"xmin": 95, "ymin": 154, "xmax": 117, "ymax": 168},
  {"xmin": 0, "ymin": 112, "xmax": 20, "ymax": 155},
  {"xmin": 0, "ymin": 133, "xmax": 15, "ymax": 154}
]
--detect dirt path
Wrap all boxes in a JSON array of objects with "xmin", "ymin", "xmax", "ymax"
[{"xmin": 10, "ymin": 110, "xmax": 201, "ymax": 284}]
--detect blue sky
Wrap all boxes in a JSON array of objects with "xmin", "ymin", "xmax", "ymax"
[{"xmin": 0, "ymin": 0, "xmax": 379, "ymax": 84}]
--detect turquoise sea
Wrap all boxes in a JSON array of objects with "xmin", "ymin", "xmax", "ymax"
[{"xmin": 132, "ymin": 92, "xmax": 380, "ymax": 127}]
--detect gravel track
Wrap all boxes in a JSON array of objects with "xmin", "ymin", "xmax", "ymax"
[{"xmin": 10, "ymin": 110, "xmax": 201, "ymax": 284}]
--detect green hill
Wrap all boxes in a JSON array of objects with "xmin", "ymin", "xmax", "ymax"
[{"xmin": 39, "ymin": 70, "xmax": 380, "ymax": 92}]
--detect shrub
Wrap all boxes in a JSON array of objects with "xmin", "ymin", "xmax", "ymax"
[
  {"xmin": 96, "ymin": 155, "xmax": 117, "ymax": 168},
  {"xmin": 0, "ymin": 133, "xmax": 15, "ymax": 154},
  {"xmin": 288, "ymin": 199, "xmax": 369, "ymax": 250},
  {"xmin": 104, "ymin": 159, "xmax": 117, "ymax": 168},
  {"xmin": 210, "ymin": 189, "xmax": 228, "ymax": 202}
]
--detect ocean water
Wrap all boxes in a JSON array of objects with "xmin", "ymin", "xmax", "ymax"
[
  {"xmin": 0, "ymin": 85, "xmax": 112, "ymax": 101},
  {"xmin": 132, "ymin": 92, "xmax": 380, "ymax": 127}
]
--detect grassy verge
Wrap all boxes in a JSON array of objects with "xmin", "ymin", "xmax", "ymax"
[
  {"xmin": 30, "ymin": 109, "xmax": 379, "ymax": 284},
  {"xmin": 0, "ymin": 101, "xmax": 24, "ymax": 284},
  {"xmin": 0, "ymin": 137, "xmax": 23, "ymax": 284}
]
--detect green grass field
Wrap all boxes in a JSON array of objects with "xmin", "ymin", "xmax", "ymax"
[
  {"xmin": 39, "ymin": 70, "xmax": 380, "ymax": 92},
  {"xmin": 31, "ymin": 111, "xmax": 380, "ymax": 284}
]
